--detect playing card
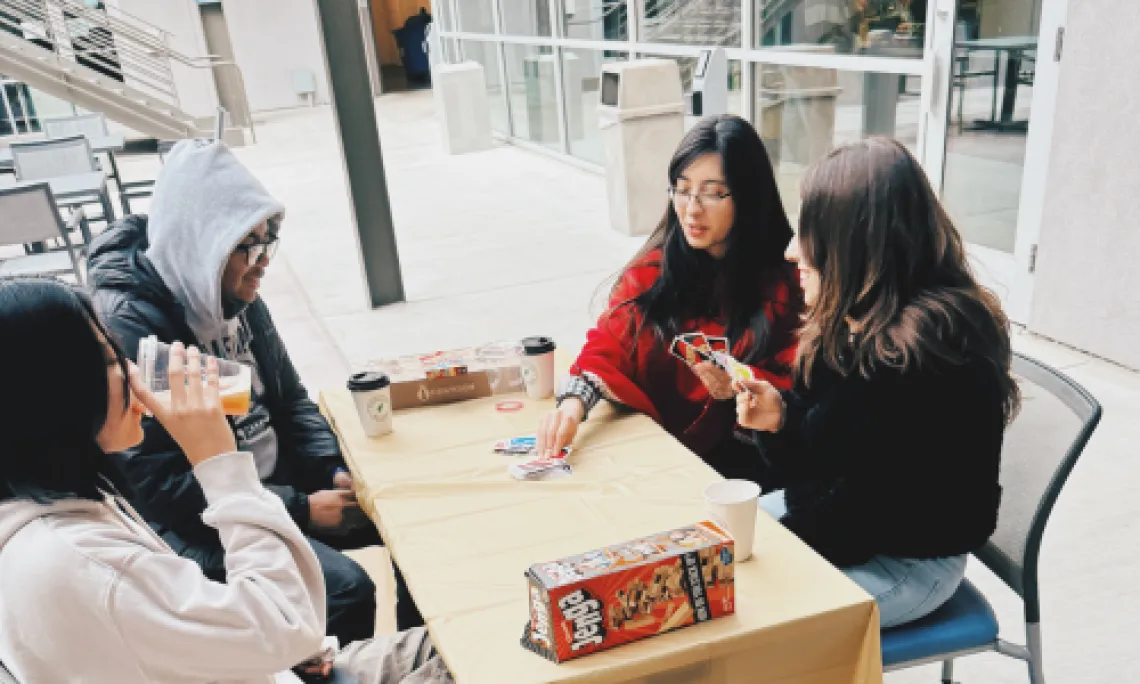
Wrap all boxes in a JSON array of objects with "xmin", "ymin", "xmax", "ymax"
[
  {"xmin": 711, "ymin": 351, "xmax": 756, "ymax": 382},
  {"xmin": 493, "ymin": 436, "xmax": 573, "ymax": 457},
  {"xmin": 492, "ymin": 436, "xmax": 537, "ymax": 454},
  {"xmin": 508, "ymin": 457, "xmax": 574, "ymax": 481},
  {"xmin": 670, "ymin": 336, "xmax": 707, "ymax": 366},
  {"xmin": 684, "ymin": 333, "xmax": 712, "ymax": 356}
]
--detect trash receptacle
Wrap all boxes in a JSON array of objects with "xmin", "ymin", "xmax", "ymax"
[
  {"xmin": 394, "ymin": 9, "xmax": 432, "ymax": 84},
  {"xmin": 598, "ymin": 59, "xmax": 685, "ymax": 237},
  {"xmin": 434, "ymin": 61, "xmax": 493, "ymax": 155}
]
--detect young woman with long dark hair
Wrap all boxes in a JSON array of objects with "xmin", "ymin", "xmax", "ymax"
[
  {"xmin": 735, "ymin": 138, "xmax": 1019, "ymax": 628},
  {"xmin": 0, "ymin": 277, "xmax": 451, "ymax": 683},
  {"xmin": 536, "ymin": 115, "xmax": 803, "ymax": 482}
]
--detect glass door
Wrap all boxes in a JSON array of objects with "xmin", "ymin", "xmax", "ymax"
[{"xmin": 927, "ymin": 0, "xmax": 1068, "ymax": 321}]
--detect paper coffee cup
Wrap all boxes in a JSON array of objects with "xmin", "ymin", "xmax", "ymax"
[
  {"xmin": 347, "ymin": 371, "xmax": 393, "ymax": 437},
  {"xmin": 703, "ymin": 479, "xmax": 761, "ymax": 561},
  {"xmin": 520, "ymin": 336, "xmax": 556, "ymax": 400}
]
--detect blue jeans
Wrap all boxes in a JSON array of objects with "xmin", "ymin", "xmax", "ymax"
[{"xmin": 758, "ymin": 490, "xmax": 966, "ymax": 629}]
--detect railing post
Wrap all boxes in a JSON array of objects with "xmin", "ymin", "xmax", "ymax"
[{"xmin": 161, "ymin": 31, "xmax": 180, "ymax": 110}]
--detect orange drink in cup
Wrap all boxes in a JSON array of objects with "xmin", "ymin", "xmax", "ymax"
[{"xmin": 138, "ymin": 335, "xmax": 252, "ymax": 416}]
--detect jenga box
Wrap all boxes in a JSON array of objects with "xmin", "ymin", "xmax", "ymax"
[{"xmin": 521, "ymin": 521, "xmax": 736, "ymax": 663}]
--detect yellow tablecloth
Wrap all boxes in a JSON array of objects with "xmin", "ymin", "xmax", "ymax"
[{"xmin": 320, "ymin": 388, "xmax": 882, "ymax": 684}]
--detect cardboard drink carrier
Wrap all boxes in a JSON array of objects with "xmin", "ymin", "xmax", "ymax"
[
  {"xmin": 364, "ymin": 342, "xmax": 525, "ymax": 410},
  {"xmin": 522, "ymin": 520, "xmax": 736, "ymax": 663}
]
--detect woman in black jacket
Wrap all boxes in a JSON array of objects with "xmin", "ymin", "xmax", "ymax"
[{"xmin": 735, "ymin": 137, "xmax": 1019, "ymax": 629}]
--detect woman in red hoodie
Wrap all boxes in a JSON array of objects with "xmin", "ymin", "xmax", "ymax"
[{"xmin": 536, "ymin": 115, "xmax": 802, "ymax": 483}]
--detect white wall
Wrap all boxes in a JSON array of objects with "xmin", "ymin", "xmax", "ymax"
[
  {"xmin": 222, "ymin": 0, "xmax": 329, "ymax": 111},
  {"xmin": 1028, "ymin": 0, "xmax": 1140, "ymax": 370},
  {"xmin": 109, "ymin": 0, "xmax": 219, "ymax": 118}
]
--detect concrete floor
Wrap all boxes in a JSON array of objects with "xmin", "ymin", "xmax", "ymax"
[{"xmin": 110, "ymin": 90, "xmax": 1139, "ymax": 681}]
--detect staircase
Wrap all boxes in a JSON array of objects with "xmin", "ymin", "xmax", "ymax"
[
  {"xmin": 642, "ymin": 0, "xmax": 742, "ymax": 46},
  {"xmin": 0, "ymin": 0, "xmax": 251, "ymax": 142},
  {"xmin": 640, "ymin": 0, "xmax": 741, "ymax": 85}
]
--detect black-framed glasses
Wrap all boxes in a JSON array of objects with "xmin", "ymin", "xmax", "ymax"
[
  {"xmin": 234, "ymin": 236, "xmax": 279, "ymax": 266},
  {"xmin": 669, "ymin": 186, "xmax": 731, "ymax": 209}
]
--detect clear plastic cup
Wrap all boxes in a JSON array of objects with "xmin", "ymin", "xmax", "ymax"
[{"xmin": 137, "ymin": 335, "xmax": 252, "ymax": 416}]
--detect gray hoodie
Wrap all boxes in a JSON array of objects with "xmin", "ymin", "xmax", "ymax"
[{"xmin": 145, "ymin": 139, "xmax": 284, "ymax": 348}]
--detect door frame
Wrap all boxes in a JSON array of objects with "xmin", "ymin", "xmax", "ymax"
[{"xmin": 924, "ymin": 0, "xmax": 1070, "ymax": 323}]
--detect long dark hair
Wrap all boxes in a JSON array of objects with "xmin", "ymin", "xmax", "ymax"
[
  {"xmin": 615, "ymin": 115, "xmax": 800, "ymax": 364},
  {"xmin": 796, "ymin": 138, "xmax": 1019, "ymax": 422},
  {"xmin": 0, "ymin": 276, "xmax": 128, "ymax": 502}
]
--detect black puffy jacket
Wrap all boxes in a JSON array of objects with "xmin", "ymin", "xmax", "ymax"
[{"xmin": 88, "ymin": 215, "xmax": 345, "ymax": 541}]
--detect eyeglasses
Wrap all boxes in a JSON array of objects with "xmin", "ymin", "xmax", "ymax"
[
  {"xmin": 669, "ymin": 186, "xmax": 731, "ymax": 209},
  {"xmin": 234, "ymin": 236, "xmax": 279, "ymax": 266}
]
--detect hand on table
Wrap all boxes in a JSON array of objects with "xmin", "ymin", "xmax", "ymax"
[
  {"xmin": 536, "ymin": 396, "xmax": 584, "ymax": 459},
  {"xmin": 308, "ymin": 489, "xmax": 359, "ymax": 532},
  {"xmin": 734, "ymin": 378, "xmax": 785, "ymax": 433},
  {"xmin": 693, "ymin": 362, "xmax": 735, "ymax": 401},
  {"xmin": 128, "ymin": 342, "xmax": 237, "ymax": 467}
]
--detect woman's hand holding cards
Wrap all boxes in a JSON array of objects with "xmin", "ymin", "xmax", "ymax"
[
  {"xmin": 734, "ymin": 378, "xmax": 785, "ymax": 432},
  {"xmin": 537, "ymin": 397, "xmax": 584, "ymax": 459},
  {"xmin": 692, "ymin": 362, "xmax": 735, "ymax": 400}
]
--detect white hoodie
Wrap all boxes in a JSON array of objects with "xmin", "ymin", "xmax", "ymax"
[{"xmin": 0, "ymin": 452, "xmax": 325, "ymax": 683}]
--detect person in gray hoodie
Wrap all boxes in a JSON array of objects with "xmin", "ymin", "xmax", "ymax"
[
  {"xmin": 0, "ymin": 276, "xmax": 450, "ymax": 683},
  {"xmin": 88, "ymin": 139, "xmax": 422, "ymax": 642}
]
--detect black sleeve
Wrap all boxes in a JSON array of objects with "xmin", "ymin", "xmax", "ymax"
[
  {"xmin": 750, "ymin": 386, "xmax": 848, "ymax": 486},
  {"xmin": 751, "ymin": 375, "xmax": 898, "ymax": 566},
  {"xmin": 256, "ymin": 303, "xmax": 346, "ymax": 493},
  {"xmin": 102, "ymin": 297, "xmax": 311, "ymax": 534}
]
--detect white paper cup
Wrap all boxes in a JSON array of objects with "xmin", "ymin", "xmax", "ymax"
[
  {"xmin": 520, "ymin": 336, "xmax": 556, "ymax": 400},
  {"xmin": 703, "ymin": 479, "xmax": 761, "ymax": 561},
  {"xmin": 347, "ymin": 372, "xmax": 393, "ymax": 437}
]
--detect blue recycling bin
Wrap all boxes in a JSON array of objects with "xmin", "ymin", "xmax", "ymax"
[{"xmin": 393, "ymin": 9, "xmax": 432, "ymax": 84}]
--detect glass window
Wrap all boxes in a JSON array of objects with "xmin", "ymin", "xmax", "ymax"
[
  {"xmin": 754, "ymin": 0, "xmax": 925, "ymax": 59},
  {"xmin": 641, "ymin": 53, "xmax": 700, "ymax": 93},
  {"xmin": 751, "ymin": 64, "xmax": 922, "ymax": 217},
  {"xmin": 640, "ymin": 53, "xmax": 739, "ymax": 130},
  {"xmin": 641, "ymin": 0, "xmax": 742, "ymax": 47},
  {"xmin": 563, "ymin": 48, "xmax": 628, "ymax": 164},
  {"xmin": 727, "ymin": 59, "xmax": 743, "ymax": 116},
  {"xmin": 501, "ymin": 0, "xmax": 553, "ymax": 36},
  {"xmin": 458, "ymin": 40, "xmax": 510, "ymax": 135},
  {"xmin": 564, "ymin": 0, "xmax": 629, "ymax": 41},
  {"xmin": 434, "ymin": 0, "xmax": 454, "ymax": 32},
  {"xmin": 456, "ymin": 0, "xmax": 496, "ymax": 33},
  {"xmin": 941, "ymin": 0, "xmax": 1037, "ymax": 253},
  {"xmin": 503, "ymin": 44, "xmax": 560, "ymax": 150}
]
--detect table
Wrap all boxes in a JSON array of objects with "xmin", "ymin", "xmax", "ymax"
[
  {"xmin": 320, "ymin": 386, "xmax": 883, "ymax": 684},
  {"xmin": 955, "ymin": 36, "xmax": 1037, "ymax": 132}
]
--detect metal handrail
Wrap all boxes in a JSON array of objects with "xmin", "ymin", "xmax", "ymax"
[{"xmin": 0, "ymin": 0, "xmax": 255, "ymax": 135}]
